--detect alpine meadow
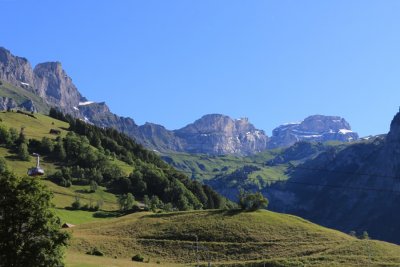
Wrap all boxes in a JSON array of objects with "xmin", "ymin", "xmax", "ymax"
[{"xmin": 1, "ymin": 1, "xmax": 400, "ymax": 267}]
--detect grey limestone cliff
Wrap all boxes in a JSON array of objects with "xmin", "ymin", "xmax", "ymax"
[
  {"xmin": 33, "ymin": 62, "xmax": 86, "ymax": 114},
  {"xmin": 174, "ymin": 114, "xmax": 269, "ymax": 155},
  {"xmin": 0, "ymin": 47, "xmax": 35, "ymax": 88}
]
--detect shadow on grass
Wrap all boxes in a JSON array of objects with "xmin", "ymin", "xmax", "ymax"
[
  {"xmin": 5, "ymin": 154, "xmax": 28, "ymax": 161},
  {"xmin": 144, "ymin": 209, "xmax": 244, "ymax": 219},
  {"xmin": 93, "ymin": 211, "xmax": 120, "ymax": 218},
  {"xmin": 75, "ymin": 189, "xmax": 94, "ymax": 194}
]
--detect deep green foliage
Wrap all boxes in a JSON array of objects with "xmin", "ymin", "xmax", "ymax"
[
  {"xmin": 132, "ymin": 254, "xmax": 144, "ymax": 262},
  {"xmin": 71, "ymin": 197, "xmax": 82, "ymax": 210},
  {"xmin": 118, "ymin": 193, "xmax": 135, "ymax": 211},
  {"xmin": 0, "ymin": 158, "xmax": 8, "ymax": 173},
  {"xmin": 238, "ymin": 191, "xmax": 269, "ymax": 211},
  {"xmin": 70, "ymin": 196, "xmax": 99, "ymax": 211},
  {"xmin": 86, "ymin": 247, "xmax": 104, "ymax": 257},
  {"xmin": 17, "ymin": 142, "xmax": 30, "ymax": 161},
  {"xmin": 89, "ymin": 180, "xmax": 98, "ymax": 192},
  {"xmin": 47, "ymin": 109, "xmax": 230, "ymax": 211},
  {"xmin": 0, "ymin": 171, "xmax": 70, "ymax": 267}
]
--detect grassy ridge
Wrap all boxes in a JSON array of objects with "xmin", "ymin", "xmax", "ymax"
[
  {"xmin": 0, "ymin": 80, "xmax": 51, "ymax": 113},
  {"xmin": 67, "ymin": 209, "xmax": 400, "ymax": 266}
]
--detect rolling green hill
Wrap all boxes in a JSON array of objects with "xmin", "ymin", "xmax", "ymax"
[{"xmin": 67, "ymin": 209, "xmax": 400, "ymax": 266}]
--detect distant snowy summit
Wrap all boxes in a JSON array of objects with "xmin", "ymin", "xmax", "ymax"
[{"xmin": 268, "ymin": 115, "xmax": 359, "ymax": 149}]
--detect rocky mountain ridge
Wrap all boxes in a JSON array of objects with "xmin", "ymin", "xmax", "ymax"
[
  {"xmin": 0, "ymin": 47, "xmax": 359, "ymax": 155},
  {"xmin": 0, "ymin": 48, "xmax": 85, "ymax": 115},
  {"xmin": 268, "ymin": 115, "xmax": 359, "ymax": 149}
]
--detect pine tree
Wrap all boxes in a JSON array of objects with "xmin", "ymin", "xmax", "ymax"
[{"xmin": 17, "ymin": 142, "xmax": 30, "ymax": 161}]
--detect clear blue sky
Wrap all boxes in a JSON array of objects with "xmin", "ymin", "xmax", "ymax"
[{"xmin": 1, "ymin": 0, "xmax": 400, "ymax": 136}]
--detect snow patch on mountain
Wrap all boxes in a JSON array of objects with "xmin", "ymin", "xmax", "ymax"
[
  {"xmin": 339, "ymin": 129, "xmax": 353, "ymax": 134},
  {"xmin": 78, "ymin": 101, "xmax": 94, "ymax": 106}
]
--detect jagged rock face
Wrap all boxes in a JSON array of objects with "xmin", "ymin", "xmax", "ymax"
[
  {"xmin": 174, "ymin": 114, "xmax": 268, "ymax": 155},
  {"xmin": 0, "ymin": 97, "xmax": 17, "ymax": 110},
  {"xmin": 75, "ymin": 103, "xmax": 184, "ymax": 152},
  {"xmin": 135, "ymin": 123, "xmax": 184, "ymax": 152},
  {"xmin": 0, "ymin": 47, "xmax": 35, "ymax": 88},
  {"xmin": 268, "ymin": 115, "xmax": 359, "ymax": 149},
  {"xmin": 33, "ymin": 62, "xmax": 85, "ymax": 114},
  {"xmin": 0, "ymin": 97, "xmax": 37, "ymax": 112},
  {"xmin": 19, "ymin": 99, "xmax": 37, "ymax": 112},
  {"xmin": 0, "ymin": 48, "xmax": 84, "ymax": 115},
  {"xmin": 77, "ymin": 102, "xmax": 138, "ymax": 133}
]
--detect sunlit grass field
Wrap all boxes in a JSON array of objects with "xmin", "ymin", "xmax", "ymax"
[{"xmin": 66, "ymin": 209, "xmax": 400, "ymax": 266}]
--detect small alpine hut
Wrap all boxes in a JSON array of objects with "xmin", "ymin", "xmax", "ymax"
[{"xmin": 62, "ymin": 223, "xmax": 75, "ymax": 228}]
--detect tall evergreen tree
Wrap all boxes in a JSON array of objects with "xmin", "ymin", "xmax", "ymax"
[{"xmin": 17, "ymin": 142, "xmax": 30, "ymax": 161}]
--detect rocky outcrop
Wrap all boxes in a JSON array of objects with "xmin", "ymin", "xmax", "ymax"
[
  {"xmin": 0, "ymin": 47, "xmax": 34, "ymax": 89},
  {"xmin": 33, "ymin": 62, "xmax": 85, "ymax": 114},
  {"xmin": 0, "ymin": 47, "xmax": 84, "ymax": 115},
  {"xmin": 135, "ymin": 123, "xmax": 184, "ymax": 152},
  {"xmin": 77, "ymin": 101, "xmax": 139, "ymax": 135},
  {"xmin": 19, "ymin": 99, "xmax": 37, "ymax": 112},
  {"xmin": 0, "ymin": 96, "xmax": 37, "ymax": 112},
  {"xmin": 0, "ymin": 97, "xmax": 17, "ymax": 110},
  {"xmin": 174, "ymin": 114, "xmax": 268, "ymax": 155},
  {"xmin": 268, "ymin": 115, "xmax": 359, "ymax": 149}
]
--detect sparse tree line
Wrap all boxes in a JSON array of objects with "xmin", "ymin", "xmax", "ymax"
[{"xmin": 0, "ymin": 124, "xmax": 30, "ymax": 161}]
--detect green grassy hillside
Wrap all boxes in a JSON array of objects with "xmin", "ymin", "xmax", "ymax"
[
  {"xmin": 161, "ymin": 150, "xmax": 283, "ymax": 181},
  {"xmin": 67, "ymin": 209, "xmax": 400, "ymax": 266},
  {"xmin": 0, "ymin": 80, "xmax": 51, "ymax": 113}
]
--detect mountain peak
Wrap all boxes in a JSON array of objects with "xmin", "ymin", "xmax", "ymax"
[
  {"xmin": 268, "ymin": 115, "xmax": 358, "ymax": 149},
  {"xmin": 174, "ymin": 114, "xmax": 268, "ymax": 155},
  {"xmin": 33, "ymin": 61, "xmax": 84, "ymax": 113},
  {"xmin": 0, "ymin": 47, "xmax": 34, "ymax": 87}
]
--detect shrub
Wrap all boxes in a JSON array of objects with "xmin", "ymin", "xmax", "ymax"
[
  {"xmin": 132, "ymin": 254, "xmax": 144, "ymax": 262},
  {"xmin": 360, "ymin": 231, "xmax": 369, "ymax": 240},
  {"xmin": 86, "ymin": 247, "xmax": 104, "ymax": 256},
  {"xmin": 238, "ymin": 191, "xmax": 269, "ymax": 211},
  {"xmin": 71, "ymin": 197, "xmax": 81, "ymax": 210}
]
